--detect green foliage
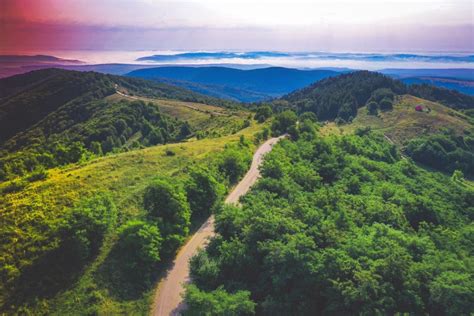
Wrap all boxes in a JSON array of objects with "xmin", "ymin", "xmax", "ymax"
[
  {"xmin": 283, "ymin": 71, "xmax": 405, "ymax": 121},
  {"xmin": 271, "ymin": 110, "xmax": 297, "ymax": 135},
  {"xmin": 186, "ymin": 168, "xmax": 225, "ymax": 219},
  {"xmin": 217, "ymin": 145, "xmax": 252, "ymax": 184},
  {"xmin": 116, "ymin": 220, "xmax": 163, "ymax": 278},
  {"xmin": 26, "ymin": 167, "xmax": 48, "ymax": 182},
  {"xmin": 279, "ymin": 71, "xmax": 473, "ymax": 122},
  {"xmin": 143, "ymin": 178, "xmax": 190, "ymax": 257},
  {"xmin": 406, "ymin": 130, "xmax": 474, "ymax": 177},
  {"xmin": 188, "ymin": 132, "xmax": 473, "ymax": 315},
  {"xmin": 408, "ymin": 83, "xmax": 474, "ymax": 110},
  {"xmin": 254, "ymin": 105, "xmax": 273, "ymax": 123},
  {"xmin": 0, "ymin": 68, "xmax": 231, "ymax": 180},
  {"xmin": 299, "ymin": 111, "xmax": 318, "ymax": 122},
  {"xmin": 61, "ymin": 194, "xmax": 117, "ymax": 261},
  {"xmin": 184, "ymin": 284, "xmax": 256, "ymax": 316},
  {"xmin": 367, "ymin": 101, "xmax": 379, "ymax": 115}
]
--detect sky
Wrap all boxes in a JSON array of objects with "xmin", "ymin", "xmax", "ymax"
[{"xmin": 0, "ymin": 0, "xmax": 473, "ymax": 53}]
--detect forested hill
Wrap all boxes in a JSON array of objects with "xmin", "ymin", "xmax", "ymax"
[
  {"xmin": 281, "ymin": 70, "xmax": 474, "ymax": 121},
  {"xmin": 0, "ymin": 69, "xmax": 242, "ymax": 181},
  {"xmin": 0, "ymin": 69, "xmax": 234, "ymax": 142}
]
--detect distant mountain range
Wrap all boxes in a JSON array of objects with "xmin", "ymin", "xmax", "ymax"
[
  {"xmin": 1, "ymin": 54, "xmax": 473, "ymax": 101},
  {"xmin": 126, "ymin": 67, "xmax": 341, "ymax": 102}
]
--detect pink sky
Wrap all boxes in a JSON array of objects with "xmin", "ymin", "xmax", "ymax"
[{"xmin": 1, "ymin": 0, "xmax": 472, "ymax": 53}]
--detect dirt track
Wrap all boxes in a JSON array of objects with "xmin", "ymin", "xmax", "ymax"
[{"xmin": 152, "ymin": 136, "xmax": 285, "ymax": 316}]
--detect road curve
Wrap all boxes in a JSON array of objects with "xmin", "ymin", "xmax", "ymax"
[{"xmin": 152, "ymin": 136, "xmax": 285, "ymax": 316}]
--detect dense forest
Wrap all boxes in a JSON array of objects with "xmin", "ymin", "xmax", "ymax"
[
  {"xmin": 185, "ymin": 123, "xmax": 474, "ymax": 315},
  {"xmin": 280, "ymin": 71, "xmax": 474, "ymax": 121}
]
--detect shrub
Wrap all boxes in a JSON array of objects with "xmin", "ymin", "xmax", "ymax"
[
  {"xmin": 367, "ymin": 101, "xmax": 378, "ymax": 115},
  {"xmin": 184, "ymin": 284, "xmax": 256, "ymax": 316},
  {"xmin": 186, "ymin": 168, "xmax": 225, "ymax": 219},
  {"xmin": 116, "ymin": 220, "xmax": 162, "ymax": 278},
  {"xmin": 218, "ymin": 147, "xmax": 251, "ymax": 184},
  {"xmin": 143, "ymin": 178, "xmax": 190, "ymax": 256},
  {"xmin": 2, "ymin": 180, "xmax": 27, "ymax": 194},
  {"xmin": 271, "ymin": 110, "xmax": 297, "ymax": 135},
  {"xmin": 379, "ymin": 97, "xmax": 393, "ymax": 110},
  {"xmin": 61, "ymin": 193, "xmax": 117, "ymax": 261},
  {"xmin": 165, "ymin": 149, "xmax": 176, "ymax": 156},
  {"xmin": 255, "ymin": 105, "xmax": 273, "ymax": 123},
  {"xmin": 26, "ymin": 167, "xmax": 48, "ymax": 182}
]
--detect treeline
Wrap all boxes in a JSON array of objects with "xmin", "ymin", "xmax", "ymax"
[
  {"xmin": 0, "ymin": 99, "xmax": 191, "ymax": 181},
  {"xmin": 185, "ymin": 129, "xmax": 473, "ymax": 315},
  {"xmin": 277, "ymin": 71, "xmax": 474, "ymax": 122},
  {"xmin": 0, "ymin": 140, "xmax": 254, "ymax": 313},
  {"xmin": 406, "ymin": 129, "xmax": 474, "ymax": 177}
]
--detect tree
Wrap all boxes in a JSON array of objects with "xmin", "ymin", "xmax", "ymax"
[
  {"xmin": 271, "ymin": 110, "xmax": 297, "ymax": 135},
  {"xmin": 367, "ymin": 101, "xmax": 378, "ymax": 115},
  {"xmin": 116, "ymin": 220, "xmax": 162, "ymax": 278},
  {"xmin": 148, "ymin": 128, "xmax": 164, "ymax": 145},
  {"xmin": 255, "ymin": 105, "xmax": 273, "ymax": 123},
  {"xmin": 379, "ymin": 97, "xmax": 393, "ymax": 111},
  {"xmin": 299, "ymin": 111, "xmax": 318, "ymax": 122},
  {"xmin": 218, "ymin": 147, "xmax": 251, "ymax": 184},
  {"xmin": 451, "ymin": 169, "xmax": 464, "ymax": 182},
  {"xmin": 61, "ymin": 193, "xmax": 117, "ymax": 261},
  {"xmin": 185, "ymin": 168, "xmax": 225, "ymax": 219},
  {"xmin": 90, "ymin": 141, "xmax": 103, "ymax": 156},
  {"xmin": 143, "ymin": 178, "xmax": 190, "ymax": 256}
]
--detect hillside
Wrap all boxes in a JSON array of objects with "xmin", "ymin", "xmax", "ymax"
[
  {"xmin": 0, "ymin": 69, "xmax": 245, "ymax": 181},
  {"xmin": 321, "ymin": 94, "xmax": 474, "ymax": 176},
  {"xmin": 342, "ymin": 95, "xmax": 472, "ymax": 142},
  {"xmin": 127, "ymin": 66, "xmax": 339, "ymax": 102},
  {"xmin": 0, "ymin": 68, "xmax": 265, "ymax": 314},
  {"xmin": 281, "ymin": 71, "xmax": 474, "ymax": 121},
  {"xmin": 0, "ymin": 120, "xmax": 266, "ymax": 314}
]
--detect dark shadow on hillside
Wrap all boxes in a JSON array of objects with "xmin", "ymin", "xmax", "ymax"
[
  {"xmin": 94, "ymin": 215, "xmax": 210, "ymax": 302},
  {"xmin": 94, "ymin": 242, "xmax": 166, "ymax": 301},
  {"xmin": 2, "ymin": 247, "xmax": 84, "ymax": 312}
]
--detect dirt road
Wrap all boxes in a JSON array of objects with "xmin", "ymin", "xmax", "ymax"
[{"xmin": 152, "ymin": 136, "xmax": 285, "ymax": 316}]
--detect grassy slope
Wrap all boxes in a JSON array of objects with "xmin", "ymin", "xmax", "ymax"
[
  {"xmin": 0, "ymin": 118, "xmax": 265, "ymax": 314},
  {"xmin": 321, "ymin": 95, "xmax": 472, "ymax": 145},
  {"xmin": 107, "ymin": 93, "xmax": 250, "ymax": 137}
]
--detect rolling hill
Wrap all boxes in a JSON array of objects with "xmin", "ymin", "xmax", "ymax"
[
  {"xmin": 0, "ymin": 69, "xmax": 244, "ymax": 181},
  {"xmin": 281, "ymin": 71, "xmax": 474, "ymax": 121},
  {"xmin": 127, "ymin": 66, "xmax": 340, "ymax": 102},
  {"xmin": 0, "ymin": 68, "xmax": 264, "ymax": 314}
]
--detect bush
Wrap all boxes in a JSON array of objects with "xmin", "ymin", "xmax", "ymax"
[
  {"xmin": 254, "ymin": 105, "xmax": 273, "ymax": 123},
  {"xmin": 379, "ymin": 97, "xmax": 393, "ymax": 110},
  {"xmin": 143, "ymin": 178, "xmax": 190, "ymax": 256},
  {"xmin": 184, "ymin": 284, "xmax": 256, "ymax": 316},
  {"xmin": 271, "ymin": 110, "xmax": 297, "ymax": 135},
  {"xmin": 367, "ymin": 101, "xmax": 378, "ymax": 115},
  {"xmin": 2, "ymin": 180, "xmax": 27, "ymax": 194},
  {"xmin": 61, "ymin": 194, "xmax": 117, "ymax": 261},
  {"xmin": 186, "ymin": 168, "xmax": 225, "ymax": 219},
  {"xmin": 218, "ymin": 147, "xmax": 251, "ymax": 184},
  {"xmin": 165, "ymin": 149, "xmax": 176, "ymax": 156},
  {"xmin": 26, "ymin": 167, "xmax": 48, "ymax": 182},
  {"xmin": 116, "ymin": 220, "xmax": 162, "ymax": 278}
]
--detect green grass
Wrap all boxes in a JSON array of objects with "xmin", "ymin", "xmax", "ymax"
[
  {"xmin": 107, "ymin": 93, "xmax": 250, "ymax": 138},
  {"xmin": 0, "ymin": 119, "xmax": 267, "ymax": 315},
  {"xmin": 321, "ymin": 94, "xmax": 472, "ymax": 145}
]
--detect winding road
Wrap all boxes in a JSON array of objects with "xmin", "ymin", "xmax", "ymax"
[{"xmin": 152, "ymin": 136, "xmax": 285, "ymax": 316}]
